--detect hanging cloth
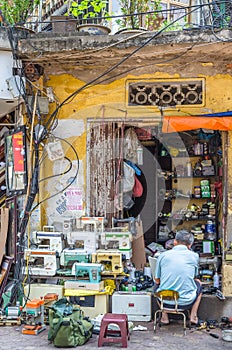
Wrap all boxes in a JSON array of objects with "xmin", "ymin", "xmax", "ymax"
[
  {"xmin": 132, "ymin": 174, "xmax": 143, "ymax": 198},
  {"xmin": 162, "ymin": 114, "xmax": 232, "ymax": 133}
]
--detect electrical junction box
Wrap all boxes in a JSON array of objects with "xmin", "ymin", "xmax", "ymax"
[
  {"xmin": 112, "ymin": 292, "xmax": 152, "ymax": 321},
  {"xmin": 46, "ymin": 140, "xmax": 64, "ymax": 161},
  {"xmin": 27, "ymin": 96, "xmax": 49, "ymax": 115}
]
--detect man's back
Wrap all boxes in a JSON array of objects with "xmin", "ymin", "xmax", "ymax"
[{"xmin": 155, "ymin": 245, "xmax": 199, "ymax": 306}]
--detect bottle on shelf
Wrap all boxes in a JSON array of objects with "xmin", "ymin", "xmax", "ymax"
[
  {"xmin": 194, "ymin": 141, "xmax": 201, "ymax": 155},
  {"xmin": 186, "ymin": 161, "xmax": 192, "ymax": 177},
  {"xmin": 213, "ymin": 271, "xmax": 219, "ymax": 288},
  {"xmin": 204, "ymin": 220, "xmax": 216, "ymax": 240},
  {"xmin": 218, "ymin": 158, "xmax": 223, "ymax": 177}
]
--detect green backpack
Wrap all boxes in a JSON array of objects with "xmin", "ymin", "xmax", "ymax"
[{"xmin": 48, "ymin": 297, "xmax": 93, "ymax": 348}]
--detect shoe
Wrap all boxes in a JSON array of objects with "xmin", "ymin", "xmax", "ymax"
[
  {"xmin": 216, "ymin": 289, "xmax": 226, "ymax": 301},
  {"xmin": 190, "ymin": 319, "xmax": 206, "ymax": 328},
  {"xmin": 160, "ymin": 321, "xmax": 170, "ymax": 326}
]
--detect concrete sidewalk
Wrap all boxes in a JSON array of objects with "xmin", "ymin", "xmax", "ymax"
[{"xmin": 0, "ymin": 320, "xmax": 231, "ymax": 350}]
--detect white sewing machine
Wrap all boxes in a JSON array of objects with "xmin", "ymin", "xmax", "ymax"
[
  {"xmin": 67, "ymin": 230, "xmax": 98, "ymax": 253},
  {"xmin": 77, "ymin": 217, "xmax": 106, "ymax": 233},
  {"xmin": 31, "ymin": 226, "xmax": 64, "ymax": 255},
  {"xmin": 24, "ymin": 249, "xmax": 59, "ymax": 276},
  {"xmin": 100, "ymin": 230, "xmax": 132, "ymax": 259}
]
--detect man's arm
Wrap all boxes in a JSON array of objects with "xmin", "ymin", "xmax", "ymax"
[{"xmin": 154, "ymin": 278, "xmax": 160, "ymax": 285}]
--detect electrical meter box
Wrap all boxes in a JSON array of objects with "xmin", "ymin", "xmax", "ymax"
[{"xmin": 112, "ymin": 292, "xmax": 152, "ymax": 321}]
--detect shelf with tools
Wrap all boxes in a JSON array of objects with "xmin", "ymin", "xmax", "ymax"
[
  {"xmin": 156, "ymin": 131, "xmax": 223, "ymax": 291},
  {"xmin": 157, "ymin": 132, "xmax": 223, "ymax": 254}
]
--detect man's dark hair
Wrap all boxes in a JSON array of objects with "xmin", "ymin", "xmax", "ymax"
[{"xmin": 175, "ymin": 230, "xmax": 194, "ymax": 246}]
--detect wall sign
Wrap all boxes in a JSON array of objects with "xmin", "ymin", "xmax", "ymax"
[{"xmin": 4, "ymin": 126, "xmax": 28, "ymax": 197}]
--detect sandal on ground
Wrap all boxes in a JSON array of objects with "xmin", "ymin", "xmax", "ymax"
[{"xmin": 190, "ymin": 319, "xmax": 205, "ymax": 328}]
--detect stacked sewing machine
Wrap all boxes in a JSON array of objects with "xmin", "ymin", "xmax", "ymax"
[
  {"xmin": 24, "ymin": 216, "xmax": 137, "ymax": 291},
  {"xmin": 22, "ymin": 216, "xmax": 139, "ymax": 320},
  {"xmin": 24, "ymin": 225, "xmax": 64, "ymax": 276}
]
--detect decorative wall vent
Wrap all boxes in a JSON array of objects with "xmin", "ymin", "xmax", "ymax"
[{"xmin": 128, "ymin": 80, "xmax": 204, "ymax": 107}]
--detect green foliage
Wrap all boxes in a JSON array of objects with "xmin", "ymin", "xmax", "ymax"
[
  {"xmin": 160, "ymin": 18, "xmax": 187, "ymax": 32},
  {"xmin": 116, "ymin": 0, "xmax": 162, "ymax": 30},
  {"xmin": 0, "ymin": 0, "xmax": 40, "ymax": 25},
  {"xmin": 69, "ymin": 0, "xmax": 110, "ymax": 24}
]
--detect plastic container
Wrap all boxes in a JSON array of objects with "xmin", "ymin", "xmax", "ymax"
[
  {"xmin": 213, "ymin": 272, "xmax": 219, "ymax": 288},
  {"xmin": 186, "ymin": 162, "xmax": 192, "ymax": 176},
  {"xmin": 222, "ymin": 329, "xmax": 232, "ymax": 342},
  {"xmin": 194, "ymin": 186, "xmax": 201, "ymax": 198}
]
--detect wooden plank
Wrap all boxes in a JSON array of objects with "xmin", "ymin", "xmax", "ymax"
[
  {"xmin": 131, "ymin": 221, "xmax": 146, "ymax": 270},
  {"xmin": 0, "ymin": 208, "xmax": 9, "ymax": 265},
  {"xmin": 222, "ymin": 263, "xmax": 232, "ymax": 296}
]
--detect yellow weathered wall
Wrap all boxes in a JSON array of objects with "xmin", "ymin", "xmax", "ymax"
[
  {"xmin": 41, "ymin": 71, "xmax": 232, "ymax": 294},
  {"xmin": 42, "ymin": 72, "xmax": 232, "ymax": 210}
]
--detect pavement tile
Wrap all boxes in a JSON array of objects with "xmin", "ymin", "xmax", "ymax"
[{"xmin": 0, "ymin": 321, "xmax": 231, "ymax": 350}]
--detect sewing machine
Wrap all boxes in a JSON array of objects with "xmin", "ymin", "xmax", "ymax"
[
  {"xmin": 24, "ymin": 249, "xmax": 59, "ymax": 276},
  {"xmin": 71, "ymin": 262, "xmax": 103, "ymax": 283},
  {"xmin": 92, "ymin": 250, "xmax": 124, "ymax": 274},
  {"xmin": 22, "ymin": 299, "xmax": 46, "ymax": 335},
  {"xmin": 100, "ymin": 230, "xmax": 132, "ymax": 259},
  {"xmin": 65, "ymin": 261, "xmax": 105, "ymax": 291},
  {"xmin": 112, "ymin": 216, "xmax": 140, "ymax": 235},
  {"xmin": 67, "ymin": 230, "xmax": 98, "ymax": 253},
  {"xmin": 77, "ymin": 216, "xmax": 106, "ymax": 232},
  {"xmin": 59, "ymin": 248, "xmax": 91, "ymax": 275},
  {"xmin": 31, "ymin": 226, "xmax": 64, "ymax": 255}
]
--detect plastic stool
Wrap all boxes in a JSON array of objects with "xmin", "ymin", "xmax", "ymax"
[{"xmin": 98, "ymin": 313, "xmax": 130, "ymax": 348}]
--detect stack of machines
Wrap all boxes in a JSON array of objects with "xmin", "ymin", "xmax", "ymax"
[{"xmin": 24, "ymin": 216, "xmax": 153, "ymax": 320}]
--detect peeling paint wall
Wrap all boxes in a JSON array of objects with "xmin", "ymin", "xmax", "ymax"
[
  {"xmin": 41, "ymin": 71, "xmax": 232, "ymax": 220},
  {"xmin": 37, "ymin": 61, "xmax": 232, "ymax": 294}
]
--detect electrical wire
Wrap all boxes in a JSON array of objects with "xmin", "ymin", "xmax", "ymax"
[
  {"xmin": 39, "ymin": 156, "xmax": 72, "ymax": 182},
  {"xmin": 40, "ymin": 4, "xmax": 206, "ymax": 137},
  {"xmin": 2, "ymin": 0, "xmax": 231, "ymax": 305},
  {"xmin": 30, "ymin": 135, "xmax": 79, "ymax": 213}
]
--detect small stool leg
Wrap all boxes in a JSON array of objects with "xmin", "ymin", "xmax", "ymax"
[
  {"xmin": 120, "ymin": 325, "xmax": 128, "ymax": 348},
  {"xmin": 98, "ymin": 324, "xmax": 108, "ymax": 347}
]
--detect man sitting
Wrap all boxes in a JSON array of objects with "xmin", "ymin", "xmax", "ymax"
[{"xmin": 154, "ymin": 230, "xmax": 202, "ymax": 325}]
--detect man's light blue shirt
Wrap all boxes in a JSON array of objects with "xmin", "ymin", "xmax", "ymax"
[{"xmin": 155, "ymin": 245, "xmax": 199, "ymax": 306}]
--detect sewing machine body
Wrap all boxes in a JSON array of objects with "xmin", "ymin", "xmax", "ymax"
[
  {"xmin": 67, "ymin": 230, "xmax": 98, "ymax": 253},
  {"xmin": 32, "ymin": 226, "xmax": 64, "ymax": 255},
  {"xmin": 24, "ymin": 249, "xmax": 59, "ymax": 276},
  {"xmin": 60, "ymin": 248, "xmax": 91, "ymax": 267},
  {"xmin": 71, "ymin": 262, "xmax": 103, "ymax": 282},
  {"xmin": 92, "ymin": 250, "xmax": 124, "ymax": 274},
  {"xmin": 101, "ymin": 230, "xmax": 132, "ymax": 259}
]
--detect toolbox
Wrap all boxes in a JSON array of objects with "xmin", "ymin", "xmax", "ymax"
[{"xmin": 111, "ymin": 292, "xmax": 152, "ymax": 321}]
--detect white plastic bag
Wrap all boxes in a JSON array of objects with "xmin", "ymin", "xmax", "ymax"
[{"xmin": 123, "ymin": 162, "xmax": 135, "ymax": 193}]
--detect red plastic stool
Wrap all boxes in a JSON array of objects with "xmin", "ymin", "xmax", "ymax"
[{"xmin": 98, "ymin": 313, "xmax": 130, "ymax": 348}]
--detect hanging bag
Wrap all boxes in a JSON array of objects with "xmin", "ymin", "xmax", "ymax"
[{"xmin": 132, "ymin": 175, "xmax": 143, "ymax": 197}]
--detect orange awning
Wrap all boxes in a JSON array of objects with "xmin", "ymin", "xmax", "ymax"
[{"xmin": 162, "ymin": 116, "xmax": 232, "ymax": 133}]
